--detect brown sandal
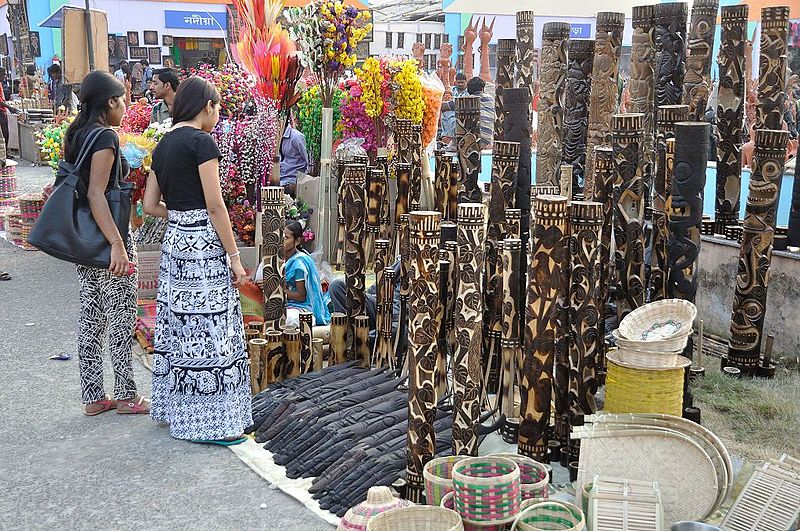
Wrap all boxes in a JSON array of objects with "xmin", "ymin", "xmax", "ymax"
[
  {"xmin": 116, "ymin": 395, "xmax": 151, "ymax": 415},
  {"xmin": 84, "ymin": 395, "xmax": 117, "ymax": 416}
]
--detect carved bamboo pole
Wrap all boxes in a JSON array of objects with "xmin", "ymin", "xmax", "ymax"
[
  {"xmin": 447, "ymin": 155, "xmax": 460, "ymax": 222},
  {"xmin": 503, "ymin": 88, "xmax": 533, "ymax": 241},
  {"xmin": 452, "ymin": 203, "xmax": 485, "ymax": 456},
  {"xmin": 283, "ymin": 328, "xmax": 301, "ymax": 379},
  {"xmin": 394, "ymin": 161, "xmax": 410, "ymax": 259},
  {"xmin": 247, "ymin": 339, "xmax": 262, "ymax": 394},
  {"xmin": 264, "ymin": 330, "xmax": 284, "ymax": 384},
  {"xmin": 410, "ymin": 124, "xmax": 423, "ymax": 211},
  {"xmin": 434, "ymin": 150, "xmax": 450, "ymax": 218},
  {"xmin": 584, "ymin": 12, "xmax": 625, "ymax": 183},
  {"xmin": 334, "ymin": 161, "xmax": 347, "ymax": 267},
  {"xmin": 329, "ymin": 313, "xmax": 347, "ymax": 365},
  {"xmin": 456, "ymin": 95, "xmax": 483, "ymax": 203},
  {"xmin": 444, "ymin": 239, "xmax": 459, "ymax": 358},
  {"xmin": 437, "ymin": 256, "xmax": 450, "ymax": 399},
  {"xmin": 559, "ymin": 164, "xmax": 573, "ymax": 201},
  {"xmin": 651, "ymin": 105, "xmax": 689, "ymax": 301},
  {"xmin": 253, "ymin": 338, "xmax": 269, "ymax": 391},
  {"xmin": 261, "ymin": 186, "xmax": 286, "ymax": 332},
  {"xmin": 562, "ymin": 39, "xmax": 594, "ymax": 195},
  {"xmin": 683, "ymin": 0, "xmax": 719, "ymax": 120},
  {"xmin": 395, "ymin": 213, "xmax": 411, "ymax": 364},
  {"xmin": 354, "ymin": 315, "xmax": 370, "ymax": 367},
  {"xmin": 375, "ymin": 267, "xmax": 396, "ymax": 370},
  {"xmin": 715, "ymin": 5, "xmax": 748, "ymax": 231},
  {"xmin": 630, "ymin": 5, "xmax": 656, "ymax": 218},
  {"xmin": 500, "ymin": 238, "xmax": 521, "ymax": 424},
  {"xmin": 587, "ymin": 147, "xmax": 614, "ymax": 371},
  {"xmin": 727, "ymin": 129, "xmax": 789, "ymax": 374},
  {"xmin": 299, "ymin": 311, "xmax": 314, "ymax": 374},
  {"xmin": 495, "ymin": 39, "xmax": 516, "ymax": 142},
  {"xmin": 312, "ymin": 338, "xmax": 324, "ymax": 372},
  {"xmin": 554, "ymin": 196, "xmax": 573, "ymax": 448},
  {"xmin": 667, "ymin": 122, "xmax": 710, "ymax": 303},
  {"xmin": 519, "ymin": 194, "xmax": 568, "ymax": 461},
  {"xmin": 515, "ymin": 11, "xmax": 536, "ymax": 96},
  {"xmin": 372, "ymin": 239, "xmax": 390, "ymax": 366},
  {"xmin": 343, "ymin": 164, "xmax": 367, "ymax": 358},
  {"xmin": 612, "ymin": 114, "xmax": 646, "ymax": 317},
  {"xmin": 366, "ymin": 167, "xmax": 385, "ymax": 266},
  {"xmin": 568, "ymin": 201, "xmax": 603, "ymax": 422},
  {"xmin": 405, "ymin": 211, "xmax": 441, "ymax": 503},
  {"xmin": 535, "ymin": 22, "xmax": 570, "ymax": 186},
  {"xmin": 654, "ymin": 2, "xmax": 688, "ymax": 108},
  {"xmin": 756, "ymin": 7, "xmax": 790, "ymax": 131}
]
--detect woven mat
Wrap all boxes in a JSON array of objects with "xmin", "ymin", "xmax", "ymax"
[{"xmin": 228, "ymin": 438, "xmax": 339, "ymax": 527}]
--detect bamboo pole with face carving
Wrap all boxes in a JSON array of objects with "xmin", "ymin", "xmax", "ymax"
[
  {"xmin": 562, "ymin": 40, "xmax": 594, "ymax": 195},
  {"xmin": 756, "ymin": 7, "xmax": 790, "ymax": 131},
  {"xmin": 456, "ymin": 95, "xmax": 483, "ymax": 203},
  {"xmin": 683, "ymin": 0, "xmax": 719, "ymax": 120},
  {"xmin": 536, "ymin": 22, "xmax": 570, "ymax": 186},
  {"xmin": 654, "ymin": 2, "xmax": 688, "ymax": 108},
  {"xmin": 629, "ymin": 5, "xmax": 656, "ymax": 217}
]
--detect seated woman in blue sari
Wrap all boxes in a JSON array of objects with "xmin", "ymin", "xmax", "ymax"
[{"xmin": 281, "ymin": 221, "xmax": 330, "ymax": 326}]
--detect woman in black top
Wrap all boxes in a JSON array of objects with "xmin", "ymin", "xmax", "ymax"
[
  {"xmin": 143, "ymin": 77, "xmax": 252, "ymax": 444},
  {"xmin": 63, "ymin": 71, "xmax": 148, "ymax": 416}
]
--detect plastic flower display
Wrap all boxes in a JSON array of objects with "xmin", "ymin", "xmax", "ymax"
[
  {"xmin": 119, "ymin": 133, "xmax": 158, "ymax": 204},
  {"xmin": 296, "ymin": 84, "xmax": 344, "ymax": 164},
  {"xmin": 35, "ymin": 118, "xmax": 72, "ymax": 170},
  {"xmin": 340, "ymin": 78, "xmax": 379, "ymax": 155},
  {"xmin": 120, "ymin": 99, "xmax": 153, "ymax": 134},
  {"xmin": 389, "ymin": 58, "xmax": 425, "ymax": 124},
  {"xmin": 193, "ymin": 63, "xmax": 253, "ymax": 118}
]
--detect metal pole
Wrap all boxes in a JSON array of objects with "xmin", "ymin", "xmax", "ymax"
[{"xmin": 84, "ymin": 0, "xmax": 95, "ymax": 72}]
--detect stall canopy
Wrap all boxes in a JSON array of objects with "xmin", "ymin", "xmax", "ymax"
[{"xmin": 443, "ymin": 0, "xmax": 638, "ymax": 17}]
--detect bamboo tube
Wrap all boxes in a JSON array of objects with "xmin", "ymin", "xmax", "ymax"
[
  {"xmin": 247, "ymin": 338, "xmax": 262, "ymax": 395},
  {"xmin": 312, "ymin": 338, "xmax": 324, "ymax": 372},
  {"xmin": 330, "ymin": 312, "xmax": 348, "ymax": 366},
  {"xmin": 299, "ymin": 311, "xmax": 314, "ymax": 374},
  {"xmin": 536, "ymin": 22, "xmax": 570, "ymax": 186},
  {"xmin": 354, "ymin": 315, "xmax": 370, "ymax": 367},
  {"xmin": 283, "ymin": 328, "xmax": 301, "ymax": 379},
  {"xmin": 264, "ymin": 330, "xmax": 284, "ymax": 385},
  {"xmin": 261, "ymin": 186, "xmax": 287, "ymax": 331}
]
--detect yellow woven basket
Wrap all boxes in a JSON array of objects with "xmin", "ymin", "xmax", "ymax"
[{"xmin": 604, "ymin": 358, "xmax": 685, "ymax": 416}]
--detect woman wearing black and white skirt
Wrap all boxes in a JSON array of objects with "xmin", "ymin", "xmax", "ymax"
[{"xmin": 144, "ymin": 76, "xmax": 252, "ymax": 444}]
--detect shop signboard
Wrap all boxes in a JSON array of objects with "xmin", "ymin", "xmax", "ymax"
[
  {"xmin": 164, "ymin": 10, "xmax": 227, "ymax": 30},
  {"xmin": 570, "ymin": 24, "xmax": 591, "ymax": 39}
]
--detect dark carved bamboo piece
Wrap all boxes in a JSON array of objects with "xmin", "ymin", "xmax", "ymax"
[
  {"xmin": 394, "ymin": 162, "xmax": 411, "ymax": 260},
  {"xmin": 495, "ymin": 39, "xmax": 516, "ymax": 142},
  {"xmin": 654, "ymin": 2, "xmax": 688, "ymax": 108},
  {"xmin": 329, "ymin": 313, "xmax": 347, "ymax": 365},
  {"xmin": 377, "ymin": 153, "xmax": 391, "ymax": 241},
  {"xmin": 405, "ymin": 211, "xmax": 441, "ymax": 503},
  {"xmin": 683, "ymin": 0, "xmax": 719, "ymax": 120},
  {"xmin": 283, "ymin": 328, "xmax": 301, "ymax": 379},
  {"xmin": 456, "ymin": 95, "xmax": 482, "ymax": 203},
  {"xmin": 437, "ymin": 255, "xmax": 451, "ymax": 399},
  {"xmin": 366, "ymin": 167, "xmax": 385, "ymax": 265},
  {"xmin": 447, "ymin": 156, "xmax": 460, "ymax": 221},
  {"xmin": 299, "ymin": 311, "xmax": 314, "ymax": 374},
  {"xmin": 535, "ymin": 22, "xmax": 570, "ymax": 186},
  {"xmin": 261, "ymin": 186, "xmax": 287, "ymax": 331},
  {"xmin": 501, "ymin": 238, "xmax": 521, "ymax": 423},
  {"xmin": 248, "ymin": 339, "xmax": 261, "ymax": 394},
  {"xmin": 410, "ymin": 124, "xmax": 423, "ymax": 211},
  {"xmin": 515, "ymin": 11, "xmax": 535, "ymax": 96},
  {"xmin": 434, "ymin": 150, "xmax": 450, "ymax": 218},
  {"xmin": 667, "ymin": 122, "xmax": 710, "ymax": 303},
  {"xmin": 554, "ymin": 194, "xmax": 572, "ymax": 448},
  {"xmin": 452, "ymin": 203, "xmax": 485, "ymax": 456},
  {"xmin": 519, "ymin": 194, "xmax": 568, "ymax": 461},
  {"xmin": 651, "ymin": 105, "xmax": 689, "ymax": 301},
  {"xmin": 372, "ymin": 239, "xmax": 391, "ymax": 366},
  {"xmin": 334, "ymin": 161, "xmax": 347, "ymax": 267},
  {"xmin": 264, "ymin": 330, "xmax": 284, "ymax": 384},
  {"xmin": 503, "ymin": 88, "xmax": 533, "ymax": 238},
  {"xmin": 727, "ymin": 129, "xmax": 789, "ymax": 373},
  {"xmin": 444, "ymin": 239, "xmax": 458, "ymax": 358},
  {"xmin": 354, "ymin": 315, "xmax": 370, "ymax": 367},
  {"xmin": 343, "ymin": 165, "xmax": 367, "ymax": 357},
  {"xmin": 562, "ymin": 39, "xmax": 594, "ymax": 194},
  {"xmin": 376, "ymin": 268, "xmax": 397, "ymax": 369},
  {"xmin": 612, "ymin": 114, "xmax": 646, "ymax": 317},
  {"xmin": 756, "ymin": 7, "xmax": 790, "ymax": 131},
  {"xmin": 584, "ymin": 12, "xmax": 625, "ymax": 183},
  {"xmin": 252, "ymin": 338, "xmax": 269, "ymax": 391},
  {"xmin": 715, "ymin": 5, "xmax": 748, "ymax": 230},
  {"xmin": 568, "ymin": 201, "xmax": 604, "ymax": 420},
  {"xmin": 630, "ymin": 5, "xmax": 656, "ymax": 217}
]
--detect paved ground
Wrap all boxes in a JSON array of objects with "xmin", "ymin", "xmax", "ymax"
[{"xmin": 0, "ymin": 162, "xmax": 328, "ymax": 530}]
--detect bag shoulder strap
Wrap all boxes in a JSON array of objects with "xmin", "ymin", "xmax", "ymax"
[{"xmin": 72, "ymin": 127, "xmax": 112, "ymax": 171}]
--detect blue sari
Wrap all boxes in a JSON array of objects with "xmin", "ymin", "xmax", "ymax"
[{"xmin": 285, "ymin": 251, "xmax": 331, "ymax": 325}]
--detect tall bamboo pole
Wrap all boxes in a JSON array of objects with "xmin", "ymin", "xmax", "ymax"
[
  {"xmin": 261, "ymin": 186, "xmax": 286, "ymax": 332},
  {"xmin": 535, "ymin": 22, "xmax": 570, "ymax": 186},
  {"xmin": 562, "ymin": 40, "xmax": 594, "ymax": 195}
]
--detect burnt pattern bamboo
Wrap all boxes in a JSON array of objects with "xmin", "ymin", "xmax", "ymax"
[
  {"xmin": 562, "ymin": 39, "xmax": 594, "ymax": 194},
  {"xmin": 299, "ymin": 311, "xmax": 314, "ymax": 374},
  {"xmin": 330, "ymin": 312, "xmax": 348, "ymax": 365},
  {"xmin": 683, "ymin": 0, "xmax": 719, "ymax": 120},
  {"xmin": 536, "ymin": 22, "xmax": 571, "ymax": 186},
  {"xmin": 283, "ymin": 328, "xmax": 301, "ymax": 379},
  {"xmin": 261, "ymin": 186, "xmax": 286, "ymax": 331},
  {"xmin": 343, "ymin": 165, "xmax": 367, "ymax": 356},
  {"xmin": 630, "ymin": 5, "xmax": 656, "ymax": 216},
  {"xmin": 456, "ymin": 95, "xmax": 483, "ymax": 203},
  {"xmin": 494, "ymin": 39, "xmax": 517, "ymax": 142},
  {"xmin": 756, "ymin": 7, "xmax": 790, "ymax": 131},
  {"xmin": 654, "ymin": 2, "xmax": 688, "ymax": 107},
  {"xmin": 501, "ymin": 238, "xmax": 522, "ymax": 421},
  {"xmin": 515, "ymin": 11, "xmax": 536, "ymax": 95}
]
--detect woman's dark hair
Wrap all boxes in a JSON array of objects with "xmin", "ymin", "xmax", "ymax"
[
  {"xmin": 63, "ymin": 70, "xmax": 125, "ymax": 161},
  {"xmin": 154, "ymin": 68, "xmax": 179, "ymax": 91},
  {"xmin": 171, "ymin": 76, "xmax": 220, "ymax": 124},
  {"xmin": 25, "ymin": 64, "xmax": 36, "ymax": 76},
  {"xmin": 467, "ymin": 76, "xmax": 486, "ymax": 95},
  {"xmin": 47, "ymin": 64, "xmax": 62, "ymax": 77},
  {"xmin": 285, "ymin": 220, "xmax": 307, "ymax": 251}
]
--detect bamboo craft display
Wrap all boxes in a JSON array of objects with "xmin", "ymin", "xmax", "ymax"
[
  {"xmin": 354, "ymin": 315, "xmax": 370, "ymax": 367},
  {"xmin": 264, "ymin": 330, "xmax": 284, "ymax": 385},
  {"xmin": 372, "ymin": 239, "xmax": 391, "ymax": 367},
  {"xmin": 588, "ymin": 147, "xmax": 614, "ymax": 370},
  {"xmin": 330, "ymin": 312, "xmax": 348, "ymax": 365},
  {"xmin": 299, "ymin": 311, "xmax": 314, "ymax": 374},
  {"xmin": 651, "ymin": 105, "xmax": 689, "ymax": 301},
  {"xmin": 515, "ymin": 11, "xmax": 536, "ymax": 97},
  {"xmin": 343, "ymin": 164, "xmax": 367, "ymax": 358},
  {"xmin": 654, "ymin": 2, "xmax": 688, "ymax": 108},
  {"xmin": 453, "ymin": 203, "xmax": 486, "ymax": 456},
  {"xmin": 611, "ymin": 114, "xmax": 646, "ymax": 318},
  {"xmin": 261, "ymin": 186, "xmax": 287, "ymax": 331},
  {"xmin": 394, "ymin": 162, "xmax": 411, "ymax": 257},
  {"xmin": 500, "ymin": 239, "xmax": 522, "ymax": 427},
  {"xmin": 683, "ymin": 0, "xmax": 719, "ymax": 120},
  {"xmin": 667, "ymin": 122, "xmax": 710, "ymax": 303},
  {"xmin": 405, "ymin": 211, "xmax": 442, "ymax": 504},
  {"xmin": 502, "ymin": 88, "xmax": 533, "ymax": 239},
  {"xmin": 519, "ymin": 194, "xmax": 568, "ymax": 461},
  {"xmin": 756, "ymin": 7, "xmax": 790, "ymax": 131},
  {"xmin": 568, "ymin": 201, "xmax": 604, "ymax": 422},
  {"xmin": 283, "ymin": 328, "xmax": 301, "ymax": 379},
  {"xmin": 629, "ymin": 5, "xmax": 656, "ymax": 217},
  {"xmin": 715, "ymin": 5, "xmax": 749, "ymax": 231},
  {"xmin": 494, "ymin": 38, "xmax": 516, "ymax": 143},
  {"xmin": 584, "ymin": 12, "xmax": 625, "ymax": 183},
  {"xmin": 456, "ymin": 95, "xmax": 483, "ymax": 203},
  {"xmin": 365, "ymin": 167, "xmax": 386, "ymax": 265},
  {"xmin": 536, "ymin": 22, "xmax": 570, "ymax": 187},
  {"xmin": 562, "ymin": 39, "xmax": 594, "ymax": 195},
  {"xmin": 727, "ymin": 129, "xmax": 789, "ymax": 373}
]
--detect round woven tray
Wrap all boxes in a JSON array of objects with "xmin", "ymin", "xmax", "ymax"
[
  {"xmin": 366, "ymin": 506, "xmax": 463, "ymax": 531},
  {"xmin": 613, "ymin": 346, "xmax": 681, "ymax": 368},
  {"xmin": 612, "ymin": 328, "xmax": 690, "ymax": 353},
  {"xmin": 424, "ymin": 455, "xmax": 468, "ymax": 506},
  {"xmin": 618, "ymin": 298, "xmax": 697, "ymax": 340},
  {"xmin": 510, "ymin": 500, "xmax": 585, "ymax": 531},
  {"xmin": 452, "ymin": 456, "xmax": 521, "ymax": 525}
]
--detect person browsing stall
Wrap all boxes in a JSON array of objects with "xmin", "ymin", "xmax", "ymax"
[{"xmin": 149, "ymin": 68, "xmax": 179, "ymax": 124}]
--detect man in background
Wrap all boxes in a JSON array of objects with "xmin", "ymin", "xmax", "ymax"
[
  {"xmin": 140, "ymin": 59, "xmax": 153, "ymax": 99},
  {"xmin": 466, "ymin": 76, "xmax": 495, "ymax": 150},
  {"xmin": 439, "ymin": 72, "xmax": 467, "ymax": 148},
  {"xmin": 0, "ymin": 67, "xmax": 18, "ymax": 154},
  {"xmin": 279, "ymin": 119, "xmax": 309, "ymax": 196},
  {"xmin": 149, "ymin": 68, "xmax": 179, "ymax": 124}
]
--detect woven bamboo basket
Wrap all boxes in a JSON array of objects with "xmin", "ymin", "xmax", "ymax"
[
  {"xmin": 452, "ymin": 456, "xmax": 522, "ymax": 525},
  {"xmin": 510, "ymin": 500, "xmax": 585, "ymax": 531},
  {"xmin": 611, "ymin": 329, "xmax": 689, "ymax": 353},
  {"xmin": 603, "ymin": 354, "xmax": 688, "ymax": 416},
  {"xmin": 613, "ymin": 347, "xmax": 681, "ymax": 369},
  {"xmin": 366, "ymin": 506, "xmax": 463, "ymax": 531},
  {"xmin": 489, "ymin": 453, "xmax": 549, "ymax": 501},
  {"xmin": 425, "ymin": 455, "xmax": 468, "ymax": 506},
  {"xmin": 618, "ymin": 299, "xmax": 696, "ymax": 340},
  {"xmin": 440, "ymin": 493, "xmax": 507, "ymax": 531}
]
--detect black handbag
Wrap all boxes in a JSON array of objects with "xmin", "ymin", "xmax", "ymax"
[{"xmin": 27, "ymin": 127, "xmax": 134, "ymax": 269}]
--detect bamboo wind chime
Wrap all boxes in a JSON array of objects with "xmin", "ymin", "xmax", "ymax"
[
  {"xmin": 405, "ymin": 211, "xmax": 442, "ymax": 503},
  {"xmin": 262, "ymin": 186, "xmax": 287, "ymax": 331},
  {"xmin": 536, "ymin": 22, "xmax": 570, "ymax": 187},
  {"xmin": 452, "ymin": 203, "xmax": 485, "ymax": 456},
  {"xmin": 519, "ymin": 194, "xmax": 568, "ymax": 462}
]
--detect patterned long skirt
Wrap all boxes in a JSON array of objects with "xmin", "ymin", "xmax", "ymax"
[{"xmin": 151, "ymin": 209, "xmax": 252, "ymax": 440}]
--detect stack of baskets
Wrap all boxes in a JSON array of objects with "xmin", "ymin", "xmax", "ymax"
[
  {"xmin": 18, "ymin": 193, "xmax": 44, "ymax": 250},
  {"xmin": 5, "ymin": 208, "xmax": 22, "ymax": 246},
  {"xmin": 510, "ymin": 500, "xmax": 585, "ymax": 531},
  {"xmin": 606, "ymin": 300, "xmax": 696, "ymax": 416},
  {"xmin": 0, "ymin": 160, "xmax": 18, "ymax": 209}
]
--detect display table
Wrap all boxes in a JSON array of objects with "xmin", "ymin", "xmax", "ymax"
[{"xmin": 18, "ymin": 122, "xmax": 45, "ymax": 164}]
